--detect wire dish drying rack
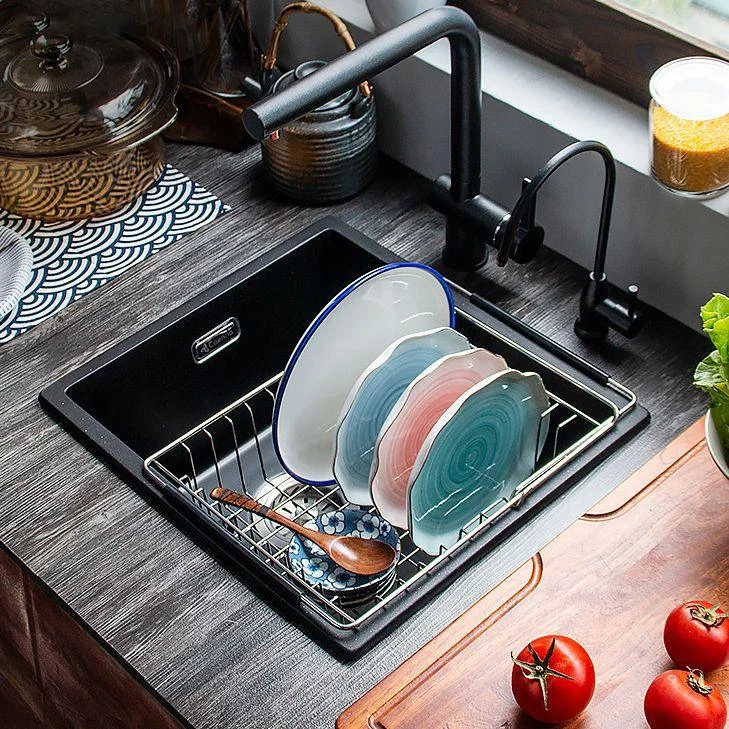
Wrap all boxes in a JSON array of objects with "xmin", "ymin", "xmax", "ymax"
[{"xmin": 144, "ymin": 310, "xmax": 631, "ymax": 636}]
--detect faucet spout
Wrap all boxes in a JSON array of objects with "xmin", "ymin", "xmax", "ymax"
[{"xmin": 243, "ymin": 6, "xmax": 485, "ymax": 269}]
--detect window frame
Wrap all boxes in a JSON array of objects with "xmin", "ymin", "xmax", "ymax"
[{"xmin": 450, "ymin": 0, "xmax": 728, "ymax": 106}]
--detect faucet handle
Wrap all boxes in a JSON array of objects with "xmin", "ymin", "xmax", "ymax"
[
  {"xmin": 575, "ymin": 276, "xmax": 644, "ymax": 341},
  {"xmin": 627, "ymin": 284, "xmax": 639, "ymax": 318},
  {"xmin": 522, "ymin": 177, "xmax": 536, "ymax": 227},
  {"xmin": 507, "ymin": 178, "xmax": 545, "ymax": 264}
]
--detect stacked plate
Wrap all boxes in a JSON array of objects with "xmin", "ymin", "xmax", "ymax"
[{"xmin": 275, "ymin": 263, "xmax": 550, "ymax": 565}]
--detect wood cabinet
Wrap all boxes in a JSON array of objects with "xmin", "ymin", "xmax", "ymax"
[{"xmin": 0, "ymin": 545, "xmax": 185, "ymax": 729}]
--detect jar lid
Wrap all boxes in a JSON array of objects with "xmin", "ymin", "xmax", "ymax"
[
  {"xmin": 0, "ymin": 23, "xmax": 179, "ymax": 156},
  {"xmin": 272, "ymin": 60, "xmax": 358, "ymax": 115},
  {"xmin": 650, "ymin": 57, "xmax": 729, "ymax": 121}
]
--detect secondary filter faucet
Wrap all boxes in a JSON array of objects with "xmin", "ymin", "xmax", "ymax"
[{"xmin": 243, "ymin": 6, "xmax": 642, "ymax": 341}]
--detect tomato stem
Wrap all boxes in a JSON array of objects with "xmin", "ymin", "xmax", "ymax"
[
  {"xmin": 686, "ymin": 668, "xmax": 713, "ymax": 696},
  {"xmin": 687, "ymin": 603, "xmax": 726, "ymax": 629},
  {"xmin": 511, "ymin": 638, "xmax": 574, "ymax": 711}
]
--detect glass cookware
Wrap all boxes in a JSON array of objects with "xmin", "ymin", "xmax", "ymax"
[{"xmin": 0, "ymin": 17, "xmax": 179, "ymax": 222}]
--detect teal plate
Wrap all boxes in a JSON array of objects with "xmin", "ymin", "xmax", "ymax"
[
  {"xmin": 333, "ymin": 327, "xmax": 470, "ymax": 505},
  {"xmin": 407, "ymin": 369, "xmax": 550, "ymax": 555}
]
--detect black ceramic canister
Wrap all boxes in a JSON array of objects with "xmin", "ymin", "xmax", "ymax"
[{"xmin": 262, "ymin": 60, "xmax": 377, "ymax": 204}]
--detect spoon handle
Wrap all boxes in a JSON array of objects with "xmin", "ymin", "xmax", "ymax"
[
  {"xmin": 211, "ymin": 486, "xmax": 268, "ymax": 514},
  {"xmin": 210, "ymin": 487, "xmax": 321, "ymax": 542}
]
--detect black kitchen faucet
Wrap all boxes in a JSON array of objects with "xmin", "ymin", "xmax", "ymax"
[{"xmin": 243, "ymin": 6, "xmax": 642, "ymax": 341}]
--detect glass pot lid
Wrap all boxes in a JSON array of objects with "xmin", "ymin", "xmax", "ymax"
[{"xmin": 0, "ymin": 21, "xmax": 179, "ymax": 157}]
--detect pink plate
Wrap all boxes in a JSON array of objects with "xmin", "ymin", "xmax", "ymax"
[{"xmin": 370, "ymin": 348, "xmax": 507, "ymax": 528}]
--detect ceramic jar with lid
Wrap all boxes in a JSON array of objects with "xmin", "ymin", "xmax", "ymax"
[
  {"xmin": 262, "ymin": 60, "xmax": 377, "ymax": 204},
  {"xmin": 650, "ymin": 57, "xmax": 729, "ymax": 198},
  {"xmin": 256, "ymin": 2, "xmax": 377, "ymax": 204},
  {"xmin": 0, "ymin": 17, "xmax": 179, "ymax": 221}
]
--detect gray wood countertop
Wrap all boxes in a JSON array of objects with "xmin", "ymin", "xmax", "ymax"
[{"xmin": 0, "ymin": 143, "xmax": 710, "ymax": 729}]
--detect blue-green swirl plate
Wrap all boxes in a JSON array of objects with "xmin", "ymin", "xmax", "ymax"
[{"xmin": 406, "ymin": 369, "xmax": 550, "ymax": 555}]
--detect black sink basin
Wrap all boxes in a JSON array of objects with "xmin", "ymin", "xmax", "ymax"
[
  {"xmin": 65, "ymin": 225, "xmax": 386, "ymax": 460},
  {"xmin": 40, "ymin": 217, "xmax": 649, "ymax": 657}
]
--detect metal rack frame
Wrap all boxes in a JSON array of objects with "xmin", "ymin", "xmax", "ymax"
[{"xmin": 145, "ymin": 307, "xmax": 631, "ymax": 631}]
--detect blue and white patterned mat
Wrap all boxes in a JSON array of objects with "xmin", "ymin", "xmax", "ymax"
[{"xmin": 0, "ymin": 166, "xmax": 229, "ymax": 345}]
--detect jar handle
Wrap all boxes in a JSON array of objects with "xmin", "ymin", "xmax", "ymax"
[{"xmin": 261, "ymin": 2, "xmax": 371, "ymax": 99}]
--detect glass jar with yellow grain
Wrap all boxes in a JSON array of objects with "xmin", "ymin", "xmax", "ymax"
[{"xmin": 650, "ymin": 57, "xmax": 729, "ymax": 198}]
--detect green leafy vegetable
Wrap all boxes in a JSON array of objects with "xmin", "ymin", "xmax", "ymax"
[
  {"xmin": 694, "ymin": 293, "xmax": 729, "ymax": 451},
  {"xmin": 701, "ymin": 294, "xmax": 729, "ymax": 362}
]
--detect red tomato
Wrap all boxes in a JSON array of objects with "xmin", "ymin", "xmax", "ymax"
[
  {"xmin": 511, "ymin": 635, "xmax": 595, "ymax": 723},
  {"xmin": 645, "ymin": 669, "xmax": 726, "ymax": 729},
  {"xmin": 664, "ymin": 600, "xmax": 729, "ymax": 672}
]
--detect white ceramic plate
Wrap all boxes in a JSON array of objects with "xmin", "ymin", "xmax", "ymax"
[
  {"xmin": 705, "ymin": 410, "xmax": 729, "ymax": 479},
  {"xmin": 273, "ymin": 263, "xmax": 455, "ymax": 485}
]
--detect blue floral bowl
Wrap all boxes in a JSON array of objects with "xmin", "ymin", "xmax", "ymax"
[{"xmin": 288, "ymin": 508, "xmax": 401, "ymax": 595}]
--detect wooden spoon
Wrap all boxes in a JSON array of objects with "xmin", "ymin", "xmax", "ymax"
[{"xmin": 210, "ymin": 487, "xmax": 397, "ymax": 576}]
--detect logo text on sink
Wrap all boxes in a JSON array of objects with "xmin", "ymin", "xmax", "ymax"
[{"xmin": 192, "ymin": 317, "xmax": 241, "ymax": 364}]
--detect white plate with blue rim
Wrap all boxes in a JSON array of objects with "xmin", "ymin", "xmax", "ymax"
[
  {"xmin": 333, "ymin": 326, "xmax": 470, "ymax": 506},
  {"xmin": 273, "ymin": 262, "xmax": 455, "ymax": 486}
]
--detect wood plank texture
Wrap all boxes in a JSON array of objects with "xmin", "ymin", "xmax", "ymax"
[
  {"xmin": 338, "ymin": 418, "xmax": 723, "ymax": 728},
  {"xmin": 0, "ymin": 143, "xmax": 711, "ymax": 729},
  {"xmin": 451, "ymin": 0, "xmax": 727, "ymax": 107}
]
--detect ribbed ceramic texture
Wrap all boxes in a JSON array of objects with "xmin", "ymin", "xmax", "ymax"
[
  {"xmin": 262, "ymin": 102, "xmax": 377, "ymax": 204},
  {"xmin": 334, "ymin": 328, "xmax": 470, "ymax": 506},
  {"xmin": 408, "ymin": 369, "xmax": 550, "ymax": 555},
  {"xmin": 0, "ymin": 137, "xmax": 166, "ymax": 222},
  {"xmin": 370, "ymin": 348, "xmax": 508, "ymax": 528},
  {"xmin": 0, "ymin": 227, "xmax": 33, "ymax": 322}
]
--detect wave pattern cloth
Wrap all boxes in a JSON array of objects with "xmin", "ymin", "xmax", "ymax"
[{"xmin": 0, "ymin": 166, "xmax": 229, "ymax": 345}]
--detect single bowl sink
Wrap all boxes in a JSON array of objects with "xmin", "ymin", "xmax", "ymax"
[
  {"xmin": 40, "ymin": 216, "xmax": 649, "ymax": 657},
  {"xmin": 62, "ymin": 225, "xmax": 386, "ymax": 461}
]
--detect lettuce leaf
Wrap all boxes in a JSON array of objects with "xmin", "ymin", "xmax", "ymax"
[
  {"xmin": 701, "ymin": 293, "xmax": 729, "ymax": 362},
  {"xmin": 694, "ymin": 351, "xmax": 729, "ymax": 403},
  {"xmin": 696, "ymin": 293, "xmax": 729, "ymax": 453}
]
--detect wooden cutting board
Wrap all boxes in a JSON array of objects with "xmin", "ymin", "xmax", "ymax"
[{"xmin": 338, "ymin": 418, "xmax": 729, "ymax": 728}]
